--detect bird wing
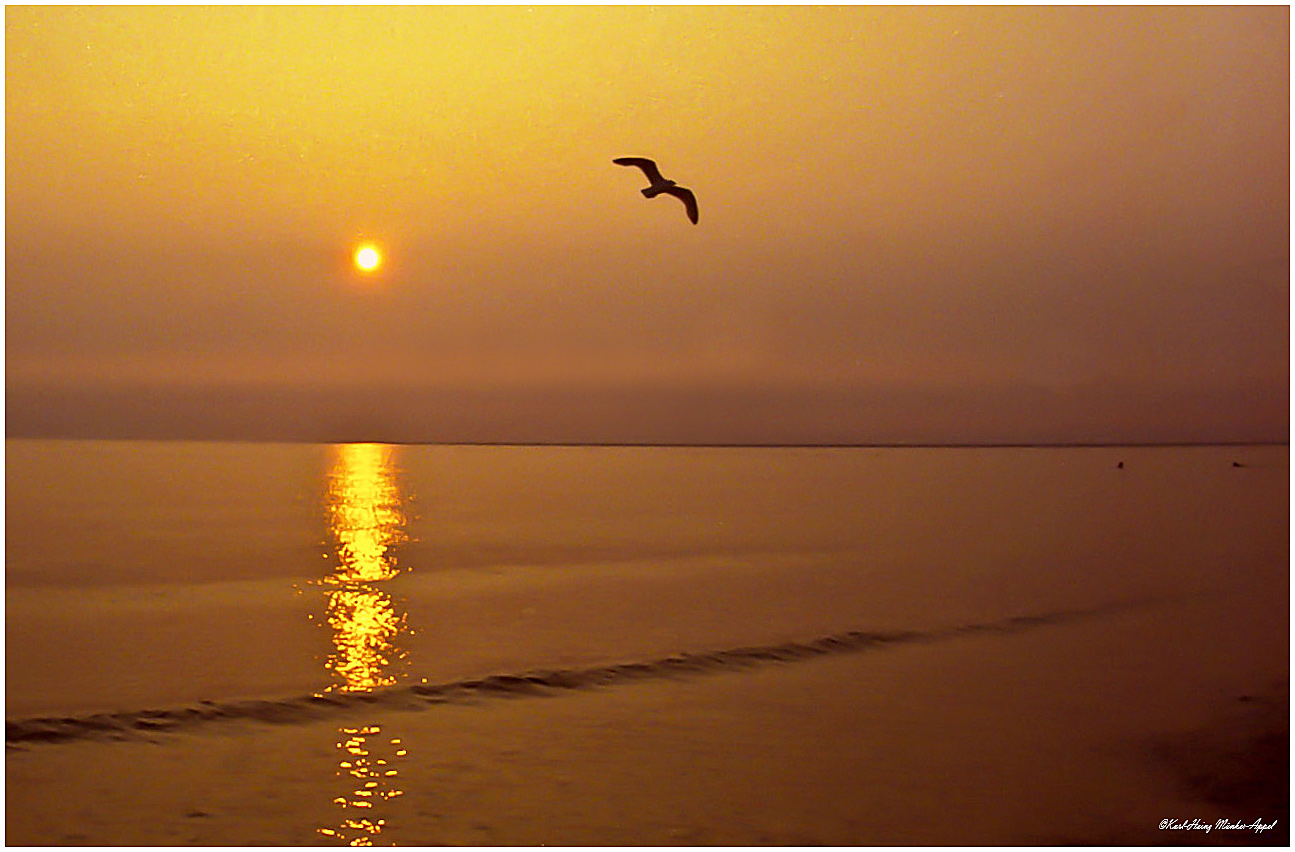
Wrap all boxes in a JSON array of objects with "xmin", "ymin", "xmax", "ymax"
[
  {"xmin": 613, "ymin": 157, "xmax": 664, "ymax": 184},
  {"xmin": 661, "ymin": 186, "xmax": 699, "ymax": 224}
]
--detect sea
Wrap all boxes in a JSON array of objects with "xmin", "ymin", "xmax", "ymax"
[{"xmin": 5, "ymin": 439, "xmax": 1289, "ymax": 727}]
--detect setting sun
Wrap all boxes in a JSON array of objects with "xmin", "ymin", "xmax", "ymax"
[{"xmin": 354, "ymin": 246, "xmax": 381, "ymax": 272}]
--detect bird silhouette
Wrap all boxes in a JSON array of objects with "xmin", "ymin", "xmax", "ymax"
[{"xmin": 613, "ymin": 157, "xmax": 698, "ymax": 224}]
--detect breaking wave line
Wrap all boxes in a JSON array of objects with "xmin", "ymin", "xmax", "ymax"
[{"xmin": 6, "ymin": 599, "xmax": 1154, "ymax": 746}]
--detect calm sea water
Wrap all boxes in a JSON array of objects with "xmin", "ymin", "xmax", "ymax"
[{"xmin": 6, "ymin": 440, "xmax": 1288, "ymax": 718}]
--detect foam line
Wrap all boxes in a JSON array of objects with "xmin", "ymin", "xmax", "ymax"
[{"xmin": 6, "ymin": 599, "xmax": 1153, "ymax": 746}]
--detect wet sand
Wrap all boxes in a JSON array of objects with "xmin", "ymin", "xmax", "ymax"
[{"xmin": 6, "ymin": 584, "xmax": 1287, "ymax": 846}]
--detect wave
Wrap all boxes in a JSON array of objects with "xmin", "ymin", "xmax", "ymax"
[{"xmin": 6, "ymin": 598, "xmax": 1154, "ymax": 746}]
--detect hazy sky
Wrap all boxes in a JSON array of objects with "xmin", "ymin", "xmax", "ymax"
[{"xmin": 6, "ymin": 6, "xmax": 1289, "ymax": 443}]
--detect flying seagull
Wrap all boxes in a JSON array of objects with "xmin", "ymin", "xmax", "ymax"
[{"xmin": 613, "ymin": 157, "xmax": 698, "ymax": 224}]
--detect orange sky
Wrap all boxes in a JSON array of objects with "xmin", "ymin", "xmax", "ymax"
[{"xmin": 6, "ymin": 6, "xmax": 1288, "ymax": 443}]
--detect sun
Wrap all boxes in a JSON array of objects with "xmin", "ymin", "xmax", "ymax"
[{"xmin": 354, "ymin": 245, "xmax": 381, "ymax": 272}]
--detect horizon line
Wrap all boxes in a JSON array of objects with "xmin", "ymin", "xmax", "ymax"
[{"xmin": 4, "ymin": 436, "xmax": 1289, "ymax": 450}]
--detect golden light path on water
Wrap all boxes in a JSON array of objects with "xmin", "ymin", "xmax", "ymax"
[{"xmin": 316, "ymin": 443, "xmax": 411, "ymax": 846}]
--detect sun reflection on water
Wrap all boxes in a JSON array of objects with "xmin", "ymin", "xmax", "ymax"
[
  {"xmin": 318, "ymin": 724, "xmax": 408, "ymax": 846},
  {"xmin": 322, "ymin": 443, "xmax": 410, "ymax": 691},
  {"xmin": 316, "ymin": 443, "xmax": 413, "ymax": 846},
  {"xmin": 326, "ymin": 442, "xmax": 406, "ymax": 587}
]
